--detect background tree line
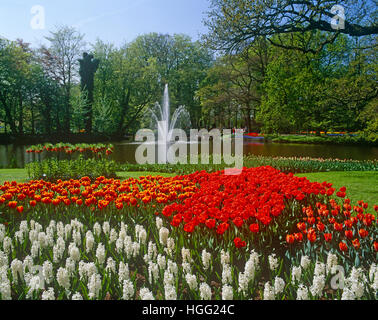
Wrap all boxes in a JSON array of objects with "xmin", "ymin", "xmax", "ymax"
[{"xmin": 0, "ymin": 0, "xmax": 377, "ymax": 141}]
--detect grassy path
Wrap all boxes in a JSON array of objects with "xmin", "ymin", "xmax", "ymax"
[{"xmin": 296, "ymin": 171, "xmax": 377, "ymax": 206}]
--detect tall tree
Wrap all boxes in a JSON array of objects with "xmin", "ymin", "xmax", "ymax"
[
  {"xmin": 41, "ymin": 26, "xmax": 85, "ymax": 133},
  {"xmin": 79, "ymin": 52, "xmax": 99, "ymax": 134}
]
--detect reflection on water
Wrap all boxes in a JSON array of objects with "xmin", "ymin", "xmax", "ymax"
[{"xmin": 0, "ymin": 140, "xmax": 377, "ymax": 167}]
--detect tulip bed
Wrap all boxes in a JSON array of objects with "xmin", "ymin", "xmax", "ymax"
[
  {"xmin": 0, "ymin": 166, "xmax": 377, "ymax": 300},
  {"xmin": 26, "ymin": 143, "xmax": 114, "ymax": 157}
]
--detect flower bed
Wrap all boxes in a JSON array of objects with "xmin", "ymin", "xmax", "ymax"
[{"xmin": 0, "ymin": 166, "xmax": 377, "ymax": 300}]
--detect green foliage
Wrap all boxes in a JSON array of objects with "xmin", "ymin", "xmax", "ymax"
[
  {"xmin": 26, "ymin": 157, "xmax": 118, "ymax": 181},
  {"xmin": 119, "ymin": 155, "xmax": 378, "ymax": 175}
]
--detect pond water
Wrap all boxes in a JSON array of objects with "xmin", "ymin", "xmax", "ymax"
[{"xmin": 1, "ymin": 140, "xmax": 377, "ymax": 168}]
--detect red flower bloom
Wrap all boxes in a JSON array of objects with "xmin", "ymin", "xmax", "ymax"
[
  {"xmin": 339, "ymin": 241, "xmax": 348, "ymax": 252},
  {"xmin": 286, "ymin": 234, "xmax": 294, "ymax": 244},
  {"xmin": 294, "ymin": 233, "xmax": 303, "ymax": 242},
  {"xmin": 307, "ymin": 228, "xmax": 317, "ymax": 243},
  {"xmin": 249, "ymin": 223, "xmax": 259, "ymax": 233},
  {"xmin": 358, "ymin": 229, "xmax": 368, "ymax": 238},
  {"xmin": 205, "ymin": 219, "xmax": 216, "ymax": 229},
  {"xmin": 216, "ymin": 222, "xmax": 229, "ymax": 235},
  {"xmin": 345, "ymin": 230, "xmax": 353, "ymax": 240},
  {"xmin": 352, "ymin": 239, "xmax": 360, "ymax": 250},
  {"xmin": 324, "ymin": 233, "xmax": 332, "ymax": 242},
  {"xmin": 234, "ymin": 237, "xmax": 246, "ymax": 248}
]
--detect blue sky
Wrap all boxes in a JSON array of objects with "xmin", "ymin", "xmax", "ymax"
[{"xmin": 0, "ymin": 0, "xmax": 211, "ymax": 47}]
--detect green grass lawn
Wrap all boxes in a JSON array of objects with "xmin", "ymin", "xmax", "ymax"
[
  {"xmin": 0, "ymin": 168, "xmax": 376, "ymax": 207},
  {"xmin": 296, "ymin": 171, "xmax": 378, "ymax": 207},
  {"xmin": 0, "ymin": 169, "xmax": 176, "ymax": 184}
]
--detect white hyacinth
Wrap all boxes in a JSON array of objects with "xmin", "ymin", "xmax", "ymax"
[
  {"xmin": 88, "ymin": 273, "xmax": 102, "ymax": 299},
  {"xmin": 164, "ymin": 284, "xmax": 177, "ymax": 300},
  {"xmin": 296, "ymin": 284, "xmax": 309, "ymax": 300},
  {"xmin": 300, "ymin": 255, "xmax": 311, "ymax": 270},
  {"xmin": 72, "ymin": 292, "xmax": 83, "ymax": 300},
  {"xmin": 105, "ymin": 257, "xmax": 116, "ymax": 274},
  {"xmin": 124, "ymin": 236, "xmax": 133, "ymax": 258},
  {"xmin": 10, "ymin": 259, "xmax": 23, "ymax": 284},
  {"xmin": 148, "ymin": 241, "xmax": 157, "ymax": 261},
  {"xmin": 164, "ymin": 270, "xmax": 175, "ymax": 287},
  {"xmin": 341, "ymin": 287, "xmax": 356, "ymax": 300},
  {"xmin": 222, "ymin": 263, "xmax": 232, "ymax": 285},
  {"xmin": 2, "ymin": 236, "xmax": 13, "ymax": 255},
  {"xmin": 56, "ymin": 222, "xmax": 64, "ymax": 238},
  {"xmin": 222, "ymin": 284, "xmax": 233, "ymax": 300},
  {"xmin": 64, "ymin": 224, "xmax": 72, "ymax": 241},
  {"xmin": 30, "ymin": 241, "xmax": 40, "ymax": 258},
  {"xmin": 42, "ymin": 261, "xmax": 53, "ymax": 285},
  {"xmin": 0, "ymin": 273, "xmax": 11, "ymax": 300},
  {"xmin": 42, "ymin": 287, "xmax": 55, "ymax": 300},
  {"xmin": 139, "ymin": 287, "xmax": 154, "ymax": 300},
  {"xmin": 238, "ymin": 272, "xmax": 248, "ymax": 294},
  {"xmin": 263, "ymin": 282, "xmax": 275, "ymax": 300},
  {"xmin": 148, "ymin": 262, "xmax": 159, "ymax": 284},
  {"xmin": 115, "ymin": 237, "xmax": 124, "ymax": 254},
  {"xmin": 0, "ymin": 250, "xmax": 8, "ymax": 268},
  {"xmin": 53, "ymin": 237, "xmax": 65, "ymax": 263},
  {"xmin": 68, "ymin": 242, "xmax": 80, "ymax": 262},
  {"xmin": 310, "ymin": 274, "xmax": 325, "ymax": 297},
  {"xmin": 109, "ymin": 228, "xmax": 118, "ymax": 244},
  {"xmin": 268, "ymin": 253, "xmax": 279, "ymax": 272},
  {"xmin": 159, "ymin": 227, "xmax": 169, "ymax": 246},
  {"xmin": 135, "ymin": 225, "xmax": 147, "ymax": 245},
  {"xmin": 156, "ymin": 217, "xmax": 163, "ymax": 230},
  {"xmin": 291, "ymin": 266, "xmax": 302, "ymax": 284},
  {"xmin": 314, "ymin": 261, "xmax": 326, "ymax": 276},
  {"xmin": 185, "ymin": 273, "xmax": 198, "ymax": 290},
  {"xmin": 122, "ymin": 280, "xmax": 134, "ymax": 300},
  {"xmin": 182, "ymin": 262, "xmax": 191, "ymax": 274},
  {"xmin": 0, "ymin": 225, "xmax": 5, "ymax": 242},
  {"xmin": 93, "ymin": 222, "xmax": 101, "ymax": 237},
  {"xmin": 181, "ymin": 247, "xmax": 192, "ymax": 263},
  {"xmin": 167, "ymin": 260, "xmax": 178, "ymax": 276},
  {"xmin": 201, "ymin": 249, "xmax": 211, "ymax": 271},
  {"xmin": 38, "ymin": 232, "xmax": 47, "ymax": 248},
  {"xmin": 56, "ymin": 267, "xmax": 70, "ymax": 291},
  {"xmin": 132, "ymin": 242, "xmax": 140, "ymax": 258},
  {"xmin": 23, "ymin": 255, "xmax": 33, "ymax": 273},
  {"xmin": 85, "ymin": 231, "xmax": 94, "ymax": 253},
  {"xmin": 274, "ymin": 276, "xmax": 285, "ymax": 295},
  {"xmin": 29, "ymin": 229, "xmax": 38, "ymax": 244},
  {"xmin": 220, "ymin": 250, "xmax": 230, "ymax": 266},
  {"xmin": 72, "ymin": 230, "xmax": 82, "ymax": 247},
  {"xmin": 369, "ymin": 263, "xmax": 378, "ymax": 292},
  {"xmin": 102, "ymin": 221, "xmax": 110, "ymax": 236},
  {"xmin": 95, "ymin": 243, "xmax": 106, "ymax": 265},
  {"xmin": 199, "ymin": 282, "xmax": 212, "ymax": 300},
  {"xmin": 65, "ymin": 257, "xmax": 76, "ymax": 277},
  {"xmin": 326, "ymin": 253, "xmax": 338, "ymax": 274},
  {"xmin": 157, "ymin": 254, "xmax": 166, "ymax": 270},
  {"xmin": 15, "ymin": 231, "xmax": 24, "ymax": 244},
  {"xmin": 118, "ymin": 261, "xmax": 129, "ymax": 282}
]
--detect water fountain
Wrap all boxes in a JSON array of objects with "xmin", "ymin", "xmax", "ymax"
[{"xmin": 147, "ymin": 84, "xmax": 191, "ymax": 163}]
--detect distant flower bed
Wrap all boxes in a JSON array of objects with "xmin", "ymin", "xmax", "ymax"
[
  {"xmin": 120, "ymin": 155, "xmax": 378, "ymax": 175},
  {"xmin": 26, "ymin": 143, "xmax": 114, "ymax": 157}
]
